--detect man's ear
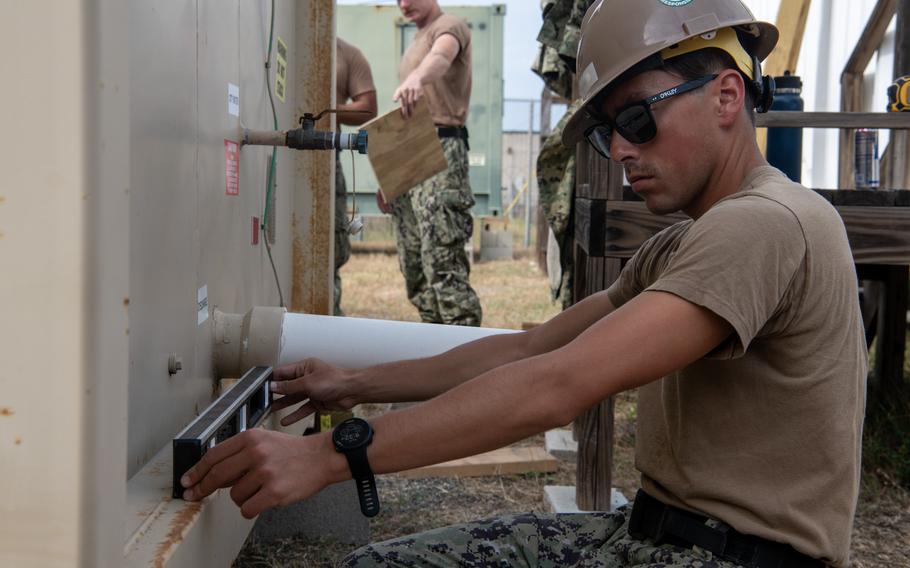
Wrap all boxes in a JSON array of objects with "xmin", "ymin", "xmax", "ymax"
[{"xmin": 716, "ymin": 70, "xmax": 746, "ymax": 126}]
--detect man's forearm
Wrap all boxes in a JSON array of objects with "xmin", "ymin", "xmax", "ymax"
[
  {"xmin": 351, "ymin": 291, "xmax": 617, "ymax": 404},
  {"xmin": 406, "ymin": 51, "xmax": 452, "ymax": 89},
  {"xmin": 351, "ymin": 331, "xmax": 531, "ymax": 403},
  {"xmin": 336, "ymin": 94, "xmax": 376, "ymax": 126}
]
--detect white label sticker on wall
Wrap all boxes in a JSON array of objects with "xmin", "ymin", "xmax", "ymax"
[
  {"xmin": 469, "ymin": 153, "xmax": 486, "ymax": 167},
  {"xmin": 197, "ymin": 285, "xmax": 209, "ymax": 325},
  {"xmin": 228, "ymin": 83, "xmax": 240, "ymax": 117}
]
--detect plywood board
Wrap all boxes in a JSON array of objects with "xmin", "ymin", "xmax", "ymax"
[
  {"xmin": 398, "ymin": 446, "xmax": 558, "ymax": 479},
  {"xmin": 363, "ymin": 100, "xmax": 448, "ymax": 201}
]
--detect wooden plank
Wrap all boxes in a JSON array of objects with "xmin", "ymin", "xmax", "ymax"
[
  {"xmin": 845, "ymin": 0, "xmax": 898, "ymax": 76},
  {"xmin": 362, "ymin": 100, "xmax": 448, "ymax": 202},
  {"xmin": 840, "ymin": 205, "xmax": 910, "ymax": 264},
  {"xmin": 575, "ymin": 197, "xmax": 607, "ymax": 257},
  {"xmin": 765, "ymin": 0, "xmax": 813, "ymax": 77},
  {"xmin": 757, "ymin": 111, "xmax": 910, "ymax": 129},
  {"xmin": 398, "ymin": 446, "xmax": 558, "ymax": 479},
  {"xmin": 603, "ymin": 201, "xmax": 686, "ymax": 258},
  {"xmin": 599, "ymin": 201, "xmax": 910, "ymax": 265},
  {"xmin": 618, "ymin": 186, "xmax": 910, "ymax": 206}
]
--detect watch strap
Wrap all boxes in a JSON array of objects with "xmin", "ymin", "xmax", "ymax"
[{"xmin": 346, "ymin": 446, "xmax": 380, "ymax": 517}]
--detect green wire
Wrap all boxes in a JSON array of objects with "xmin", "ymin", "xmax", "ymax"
[
  {"xmin": 262, "ymin": 0, "xmax": 278, "ymax": 232},
  {"xmin": 262, "ymin": 0, "xmax": 284, "ymax": 307}
]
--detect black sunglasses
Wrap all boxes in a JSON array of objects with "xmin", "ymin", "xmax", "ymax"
[{"xmin": 584, "ymin": 74, "xmax": 718, "ymax": 159}]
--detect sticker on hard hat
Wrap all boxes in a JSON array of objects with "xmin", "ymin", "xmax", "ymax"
[
  {"xmin": 660, "ymin": 0, "xmax": 694, "ymax": 6},
  {"xmin": 580, "ymin": 63, "xmax": 599, "ymax": 99}
]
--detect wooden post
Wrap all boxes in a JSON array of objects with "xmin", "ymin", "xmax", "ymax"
[
  {"xmin": 573, "ymin": 140, "xmax": 625, "ymax": 511},
  {"xmin": 764, "ymin": 0, "xmax": 813, "ymax": 77},
  {"xmin": 838, "ymin": 0, "xmax": 897, "ymax": 189}
]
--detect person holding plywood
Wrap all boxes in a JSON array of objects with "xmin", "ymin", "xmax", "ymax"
[
  {"xmin": 376, "ymin": 0, "xmax": 483, "ymax": 327},
  {"xmin": 181, "ymin": 1, "xmax": 866, "ymax": 565},
  {"xmin": 333, "ymin": 37, "xmax": 377, "ymax": 316}
]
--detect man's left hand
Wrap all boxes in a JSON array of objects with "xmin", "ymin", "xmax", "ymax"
[{"xmin": 180, "ymin": 429, "xmax": 342, "ymax": 518}]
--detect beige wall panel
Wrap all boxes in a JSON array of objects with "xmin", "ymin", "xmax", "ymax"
[
  {"xmin": 0, "ymin": 3, "xmax": 87, "ymax": 563},
  {"xmin": 128, "ymin": 0, "xmax": 204, "ymax": 477},
  {"xmin": 1, "ymin": 1, "xmax": 129, "ymax": 566}
]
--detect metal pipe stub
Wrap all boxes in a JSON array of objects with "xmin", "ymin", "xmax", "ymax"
[{"xmin": 213, "ymin": 306, "xmax": 286, "ymax": 379}]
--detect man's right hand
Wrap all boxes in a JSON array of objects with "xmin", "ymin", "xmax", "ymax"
[
  {"xmin": 375, "ymin": 190, "xmax": 392, "ymax": 214},
  {"xmin": 270, "ymin": 358, "xmax": 360, "ymax": 426}
]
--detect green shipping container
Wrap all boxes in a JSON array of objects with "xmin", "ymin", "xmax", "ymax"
[{"xmin": 338, "ymin": 4, "xmax": 505, "ymax": 216}]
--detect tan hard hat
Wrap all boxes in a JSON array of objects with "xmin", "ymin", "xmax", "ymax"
[{"xmin": 563, "ymin": 0, "xmax": 779, "ymax": 146}]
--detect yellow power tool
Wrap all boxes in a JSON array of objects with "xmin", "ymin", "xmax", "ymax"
[{"xmin": 888, "ymin": 75, "xmax": 910, "ymax": 112}]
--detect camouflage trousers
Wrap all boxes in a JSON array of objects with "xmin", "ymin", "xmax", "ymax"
[
  {"xmin": 390, "ymin": 137, "xmax": 482, "ymax": 326},
  {"xmin": 341, "ymin": 506, "xmax": 745, "ymax": 567},
  {"xmin": 334, "ymin": 156, "xmax": 352, "ymax": 316}
]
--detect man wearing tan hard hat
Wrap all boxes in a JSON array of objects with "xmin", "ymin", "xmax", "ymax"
[{"xmin": 182, "ymin": 1, "xmax": 865, "ymax": 566}]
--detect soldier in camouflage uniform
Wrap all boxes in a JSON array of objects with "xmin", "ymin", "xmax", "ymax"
[
  {"xmin": 537, "ymin": 101, "xmax": 582, "ymax": 309},
  {"xmin": 343, "ymin": 510, "xmax": 746, "ymax": 567},
  {"xmin": 381, "ymin": 0, "xmax": 482, "ymax": 326},
  {"xmin": 390, "ymin": 137, "xmax": 481, "ymax": 325},
  {"xmin": 334, "ymin": 37, "xmax": 377, "ymax": 315}
]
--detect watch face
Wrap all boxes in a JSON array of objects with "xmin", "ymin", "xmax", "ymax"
[{"xmin": 334, "ymin": 418, "xmax": 371, "ymax": 450}]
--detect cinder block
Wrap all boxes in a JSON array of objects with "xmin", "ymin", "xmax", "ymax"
[
  {"xmin": 545, "ymin": 428, "xmax": 577, "ymax": 461},
  {"xmin": 543, "ymin": 485, "xmax": 628, "ymax": 513},
  {"xmin": 251, "ymin": 480, "xmax": 369, "ymax": 545}
]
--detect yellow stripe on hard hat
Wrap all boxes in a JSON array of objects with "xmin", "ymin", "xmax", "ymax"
[{"xmin": 660, "ymin": 27, "xmax": 754, "ymax": 79}]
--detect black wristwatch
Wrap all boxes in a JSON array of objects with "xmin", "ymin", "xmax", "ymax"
[{"xmin": 332, "ymin": 417, "xmax": 380, "ymax": 517}]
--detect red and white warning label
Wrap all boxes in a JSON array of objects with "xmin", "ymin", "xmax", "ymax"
[{"xmin": 225, "ymin": 139, "xmax": 239, "ymax": 196}]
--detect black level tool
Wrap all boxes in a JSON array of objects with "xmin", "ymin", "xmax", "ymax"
[{"xmin": 172, "ymin": 366, "xmax": 274, "ymax": 498}]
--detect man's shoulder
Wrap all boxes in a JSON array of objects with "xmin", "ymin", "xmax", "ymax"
[
  {"xmin": 710, "ymin": 168, "xmax": 835, "ymax": 227},
  {"xmin": 433, "ymin": 13, "xmax": 471, "ymax": 40}
]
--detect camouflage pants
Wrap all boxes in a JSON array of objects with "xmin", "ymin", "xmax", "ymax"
[
  {"xmin": 334, "ymin": 156, "xmax": 352, "ymax": 316},
  {"xmin": 341, "ymin": 506, "xmax": 745, "ymax": 567},
  {"xmin": 390, "ymin": 137, "xmax": 482, "ymax": 326}
]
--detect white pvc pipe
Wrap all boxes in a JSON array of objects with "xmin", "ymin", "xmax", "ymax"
[{"xmin": 277, "ymin": 314, "xmax": 518, "ymax": 368}]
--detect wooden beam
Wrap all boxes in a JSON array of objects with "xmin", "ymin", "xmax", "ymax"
[
  {"xmin": 599, "ymin": 199, "xmax": 910, "ymax": 265},
  {"xmin": 765, "ymin": 0, "xmax": 813, "ymax": 77},
  {"xmin": 398, "ymin": 446, "xmax": 558, "ymax": 479},
  {"xmin": 757, "ymin": 111, "xmax": 910, "ymax": 129}
]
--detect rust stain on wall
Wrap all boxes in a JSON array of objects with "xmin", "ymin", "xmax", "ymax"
[
  {"xmin": 14, "ymin": 437, "xmax": 21, "ymax": 445},
  {"xmin": 153, "ymin": 501, "xmax": 202, "ymax": 568},
  {"xmin": 0, "ymin": 407, "xmax": 13, "ymax": 416},
  {"xmin": 291, "ymin": 0, "xmax": 335, "ymax": 315}
]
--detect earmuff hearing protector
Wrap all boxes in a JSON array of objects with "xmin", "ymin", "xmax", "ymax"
[{"xmin": 751, "ymin": 55, "xmax": 775, "ymax": 113}]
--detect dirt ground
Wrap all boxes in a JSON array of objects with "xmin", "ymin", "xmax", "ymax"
[{"xmin": 234, "ymin": 251, "xmax": 910, "ymax": 567}]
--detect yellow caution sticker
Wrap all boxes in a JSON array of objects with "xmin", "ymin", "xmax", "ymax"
[{"xmin": 275, "ymin": 37, "xmax": 288, "ymax": 103}]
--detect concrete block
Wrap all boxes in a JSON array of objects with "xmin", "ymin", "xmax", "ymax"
[
  {"xmin": 545, "ymin": 428, "xmax": 577, "ymax": 461},
  {"xmin": 543, "ymin": 485, "xmax": 628, "ymax": 514},
  {"xmin": 251, "ymin": 480, "xmax": 369, "ymax": 545},
  {"xmin": 479, "ymin": 218, "xmax": 513, "ymax": 262}
]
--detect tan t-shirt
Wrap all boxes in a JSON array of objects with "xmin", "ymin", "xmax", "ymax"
[
  {"xmin": 607, "ymin": 167, "xmax": 866, "ymax": 567},
  {"xmin": 336, "ymin": 38, "xmax": 375, "ymax": 105},
  {"xmin": 399, "ymin": 13, "xmax": 471, "ymax": 126}
]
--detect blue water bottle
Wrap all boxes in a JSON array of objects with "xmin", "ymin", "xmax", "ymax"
[{"xmin": 765, "ymin": 72, "xmax": 804, "ymax": 183}]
